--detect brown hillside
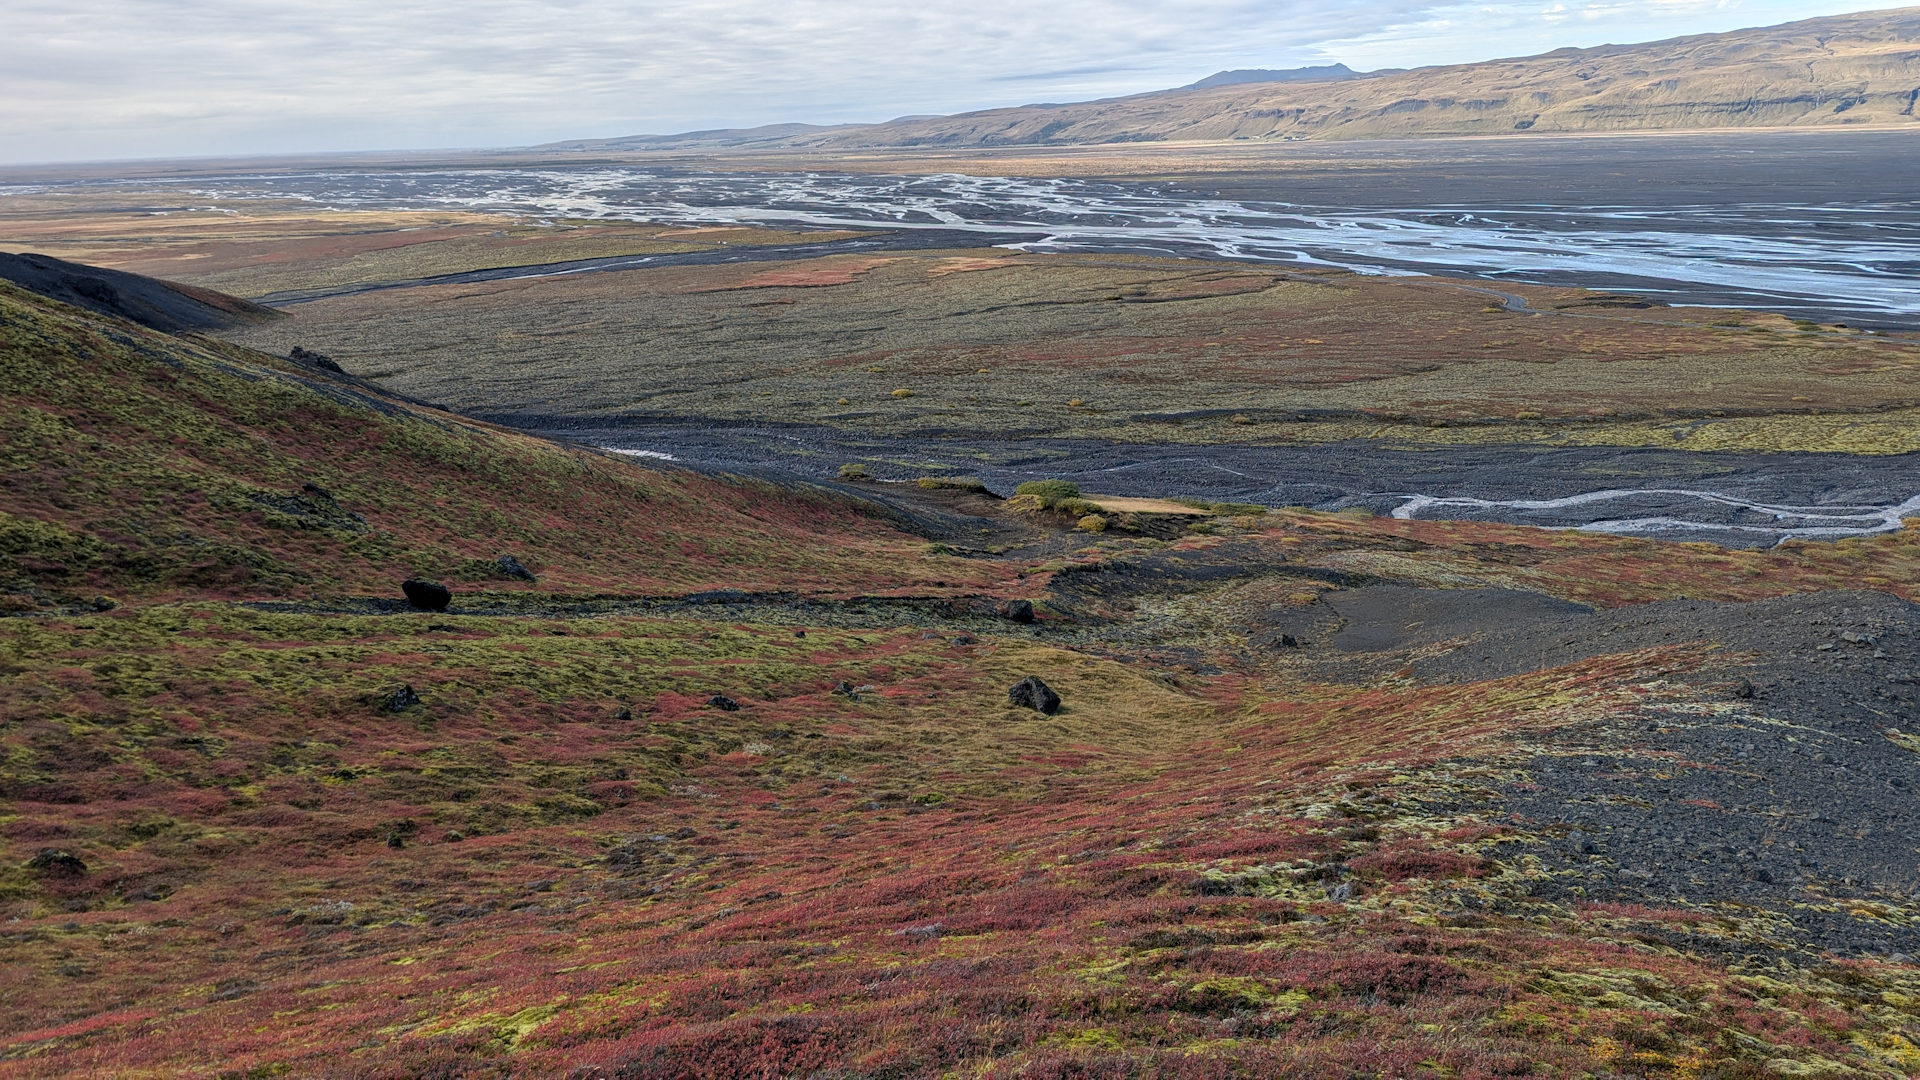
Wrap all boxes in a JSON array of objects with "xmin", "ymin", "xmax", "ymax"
[{"xmin": 790, "ymin": 6, "xmax": 1920, "ymax": 146}]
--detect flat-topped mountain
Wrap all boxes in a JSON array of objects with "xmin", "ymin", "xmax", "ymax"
[
  {"xmin": 1182, "ymin": 63, "xmax": 1397, "ymax": 90},
  {"xmin": 560, "ymin": 6, "xmax": 1920, "ymax": 150}
]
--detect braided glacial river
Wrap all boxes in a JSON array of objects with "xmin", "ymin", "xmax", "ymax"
[
  {"xmin": 74, "ymin": 131, "xmax": 1920, "ymax": 326},
  {"xmin": 48, "ymin": 131, "xmax": 1918, "ymax": 543}
]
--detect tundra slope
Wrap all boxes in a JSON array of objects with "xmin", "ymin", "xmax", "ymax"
[{"xmin": 7, "ymin": 263, "xmax": 1920, "ymax": 1075}]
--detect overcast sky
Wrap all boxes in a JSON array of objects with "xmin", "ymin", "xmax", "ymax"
[{"xmin": 0, "ymin": 1, "xmax": 1887, "ymax": 164}]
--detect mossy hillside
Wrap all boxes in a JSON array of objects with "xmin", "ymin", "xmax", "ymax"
[
  {"xmin": 6, "ymin": 605, "xmax": 1920, "ymax": 1075},
  {"xmin": 0, "ymin": 282, "xmax": 1008, "ymax": 608},
  {"xmin": 1257, "ymin": 510, "xmax": 1920, "ymax": 609},
  {"xmin": 8, "ymin": 255, "xmax": 1920, "ymax": 1075}
]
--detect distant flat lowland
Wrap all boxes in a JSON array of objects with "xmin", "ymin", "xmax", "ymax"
[{"xmin": 547, "ymin": 7, "xmax": 1920, "ymax": 149}]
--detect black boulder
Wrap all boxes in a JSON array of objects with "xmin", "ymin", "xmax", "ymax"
[
  {"xmin": 1008, "ymin": 676, "xmax": 1061, "ymax": 715},
  {"xmin": 402, "ymin": 579, "xmax": 451, "ymax": 611}
]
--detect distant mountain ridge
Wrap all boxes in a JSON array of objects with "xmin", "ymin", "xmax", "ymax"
[
  {"xmin": 1182, "ymin": 64, "xmax": 1400, "ymax": 90},
  {"xmin": 547, "ymin": 6, "xmax": 1920, "ymax": 151},
  {"xmin": 537, "ymin": 122, "xmax": 851, "ymax": 153}
]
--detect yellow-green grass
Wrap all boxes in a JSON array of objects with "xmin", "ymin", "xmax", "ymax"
[
  {"xmin": 219, "ymin": 249, "xmax": 1920, "ymax": 453},
  {"xmin": 0, "ymin": 280, "xmax": 1012, "ymax": 611}
]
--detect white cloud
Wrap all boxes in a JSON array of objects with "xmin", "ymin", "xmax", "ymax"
[{"xmin": 0, "ymin": 0, "xmax": 1886, "ymax": 163}]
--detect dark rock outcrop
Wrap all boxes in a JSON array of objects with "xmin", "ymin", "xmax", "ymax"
[
  {"xmin": 708, "ymin": 694, "xmax": 741, "ymax": 711},
  {"xmin": 1008, "ymin": 676, "xmax": 1061, "ymax": 715},
  {"xmin": 288, "ymin": 346, "xmax": 345, "ymax": 373},
  {"xmin": 253, "ymin": 484, "xmax": 366, "ymax": 533},
  {"xmin": 496, "ymin": 555, "xmax": 537, "ymax": 582},
  {"xmin": 998, "ymin": 599, "xmax": 1035, "ymax": 624},
  {"xmin": 381, "ymin": 684, "xmax": 422, "ymax": 712},
  {"xmin": 0, "ymin": 251, "xmax": 277, "ymax": 334},
  {"xmin": 27, "ymin": 849, "xmax": 87, "ymax": 876},
  {"xmin": 402, "ymin": 579, "xmax": 452, "ymax": 611}
]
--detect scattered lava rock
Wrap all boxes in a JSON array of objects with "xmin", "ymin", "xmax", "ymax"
[
  {"xmin": 381, "ymin": 684, "xmax": 422, "ymax": 712},
  {"xmin": 998, "ymin": 599, "xmax": 1035, "ymax": 624},
  {"xmin": 708, "ymin": 694, "xmax": 741, "ymax": 711},
  {"xmin": 402, "ymin": 579, "xmax": 452, "ymax": 611},
  {"xmin": 614, "ymin": 705, "xmax": 634, "ymax": 721},
  {"xmin": 253, "ymin": 485, "xmax": 367, "ymax": 533},
  {"xmin": 1008, "ymin": 675, "xmax": 1061, "ymax": 715},
  {"xmin": 28, "ymin": 849, "xmax": 87, "ymax": 876},
  {"xmin": 289, "ymin": 346, "xmax": 345, "ymax": 373},
  {"xmin": 496, "ymin": 554, "xmax": 537, "ymax": 582}
]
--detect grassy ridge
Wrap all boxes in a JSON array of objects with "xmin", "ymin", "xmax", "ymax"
[{"xmin": 0, "ymin": 281, "xmax": 1005, "ymax": 611}]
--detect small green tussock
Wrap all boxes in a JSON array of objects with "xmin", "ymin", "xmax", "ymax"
[
  {"xmin": 1171, "ymin": 499, "xmax": 1271, "ymax": 517},
  {"xmin": 1013, "ymin": 479, "xmax": 1085, "ymax": 511},
  {"xmin": 914, "ymin": 476, "xmax": 989, "ymax": 494},
  {"xmin": 1015, "ymin": 479, "xmax": 1079, "ymax": 504}
]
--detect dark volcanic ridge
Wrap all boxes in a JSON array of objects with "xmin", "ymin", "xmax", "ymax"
[{"xmin": 0, "ymin": 250, "xmax": 277, "ymax": 333}]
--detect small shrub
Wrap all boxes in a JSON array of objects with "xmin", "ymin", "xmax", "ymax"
[
  {"xmin": 891, "ymin": 388, "xmax": 915, "ymax": 398},
  {"xmin": 1014, "ymin": 480, "xmax": 1080, "ymax": 509},
  {"xmin": 1076, "ymin": 515, "xmax": 1108, "ymax": 533},
  {"xmin": 916, "ymin": 476, "xmax": 989, "ymax": 493},
  {"xmin": 1173, "ymin": 499, "xmax": 1269, "ymax": 516},
  {"xmin": 838, "ymin": 463, "xmax": 874, "ymax": 480}
]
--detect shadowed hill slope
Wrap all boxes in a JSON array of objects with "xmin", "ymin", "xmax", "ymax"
[
  {"xmin": 0, "ymin": 276, "xmax": 1006, "ymax": 613},
  {"xmin": 0, "ymin": 251, "xmax": 278, "ymax": 335}
]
